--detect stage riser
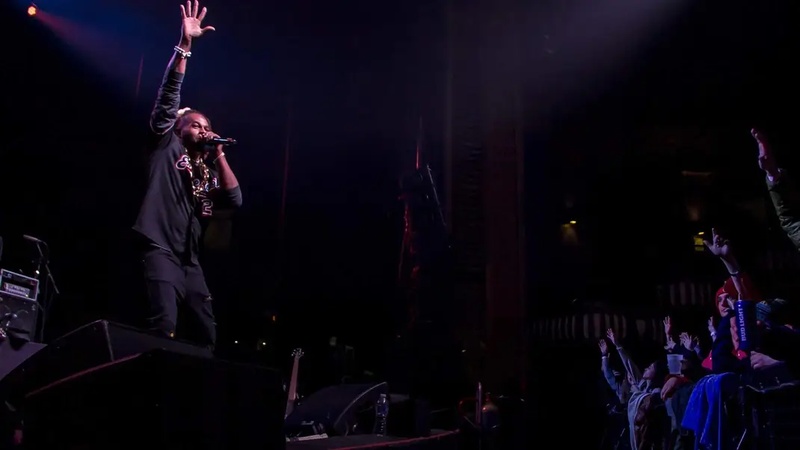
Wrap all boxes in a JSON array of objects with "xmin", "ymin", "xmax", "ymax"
[
  {"xmin": 285, "ymin": 430, "xmax": 459, "ymax": 450},
  {"xmin": 0, "ymin": 319, "xmax": 212, "ymax": 403},
  {"xmin": 23, "ymin": 350, "xmax": 286, "ymax": 450}
]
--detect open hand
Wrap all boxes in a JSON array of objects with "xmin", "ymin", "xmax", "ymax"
[
  {"xmin": 663, "ymin": 316, "xmax": 672, "ymax": 336},
  {"xmin": 679, "ymin": 332, "xmax": 697, "ymax": 350},
  {"xmin": 664, "ymin": 334, "xmax": 676, "ymax": 351},
  {"xmin": 605, "ymin": 328, "xmax": 617, "ymax": 346},
  {"xmin": 181, "ymin": 0, "xmax": 215, "ymax": 40},
  {"xmin": 598, "ymin": 339, "xmax": 608, "ymax": 356},
  {"xmin": 679, "ymin": 332, "xmax": 689, "ymax": 349}
]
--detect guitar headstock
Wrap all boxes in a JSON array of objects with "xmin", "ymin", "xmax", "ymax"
[{"xmin": 292, "ymin": 348, "xmax": 304, "ymax": 359}]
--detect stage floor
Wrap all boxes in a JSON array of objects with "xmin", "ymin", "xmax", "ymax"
[{"xmin": 287, "ymin": 429, "xmax": 459, "ymax": 450}]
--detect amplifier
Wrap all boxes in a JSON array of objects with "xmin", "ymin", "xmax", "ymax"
[
  {"xmin": 0, "ymin": 269, "xmax": 40, "ymax": 302},
  {"xmin": 0, "ymin": 292, "xmax": 38, "ymax": 342}
]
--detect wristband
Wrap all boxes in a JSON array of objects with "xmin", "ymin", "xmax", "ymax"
[
  {"xmin": 212, "ymin": 152, "xmax": 225, "ymax": 164},
  {"xmin": 174, "ymin": 46, "xmax": 192, "ymax": 59}
]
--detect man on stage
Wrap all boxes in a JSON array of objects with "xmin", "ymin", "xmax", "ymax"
[{"xmin": 133, "ymin": 0, "xmax": 242, "ymax": 349}]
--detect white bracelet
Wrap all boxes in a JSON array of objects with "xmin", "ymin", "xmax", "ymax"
[
  {"xmin": 174, "ymin": 46, "xmax": 192, "ymax": 59},
  {"xmin": 212, "ymin": 152, "xmax": 225, "ymax": 164}
]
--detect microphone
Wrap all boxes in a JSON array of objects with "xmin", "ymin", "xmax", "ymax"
[
  {"xmin": 23, "ymin": 234, "xmax": 44, "ymax": 244},
  {"xmin": 206, "ymin": 137, "xmax": 237, "ymax": 146}
]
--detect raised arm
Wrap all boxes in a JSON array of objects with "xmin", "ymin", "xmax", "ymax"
[
  {"xmin": 704, "ymin": 229, "xmax": 751, "ymax": 301},
  {"xmin": 752, "ymin": 129, "xmax": 800, "ymax": 250},
  {"xmin": 616, "ymin": 345, "xmax": 642, "ymax": 386},
  {"xmin": 767, "ymin": 174, "xmax": 800, "ymax": 250},
  {"xmin": 150, "ymin": 1, "xmax": 216, "ymax": 135},
  {"xmin": 599, "ymin": 339, "xmax": 620, "ymax": 391},
  {"xmin": 606, "ymin": 328, "xmax": 642, "ymax": 385}
]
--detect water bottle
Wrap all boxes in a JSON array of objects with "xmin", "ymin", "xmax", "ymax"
[{"xmin": 375, "ymin": 394, "xmax": 389, "ymax": 436}]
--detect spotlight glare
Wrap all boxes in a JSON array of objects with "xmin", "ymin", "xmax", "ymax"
[{"xmin": 27, "ymin": 5, "xmax": 37, "ymax": 16}]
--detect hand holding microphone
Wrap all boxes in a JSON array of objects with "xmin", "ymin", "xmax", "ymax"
[
  {"xmin": 202, "ymin": 132, "xmax": 237, "ymax": 152},
  {"xmin": 202, "ymin": 132, "xmax": 236, "ymax": 164},
  {"xmin": 206, "ymin": 136, "xmax": 237, "ymax": 146}
]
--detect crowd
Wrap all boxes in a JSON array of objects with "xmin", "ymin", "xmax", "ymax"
[{"xmin": 597, "ymin": 130, "xmax": 800, "ymax": 450}]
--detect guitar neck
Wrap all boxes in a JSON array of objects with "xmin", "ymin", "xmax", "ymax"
[
  {"xmin": 284, "ymin": 348, "xmax": 303, "ymax": 418},
  {"xmin": 285, "ymin": 356, "xmax": 301, "ymax": 417},
  {"xmin": 287, "ymin": 358, "xmax": 300, "ymax": 398}
]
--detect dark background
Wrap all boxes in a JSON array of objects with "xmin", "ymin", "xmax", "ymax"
[{"xmin": 3, "ymin": 0, "xmax": 800, "ymax": 445}]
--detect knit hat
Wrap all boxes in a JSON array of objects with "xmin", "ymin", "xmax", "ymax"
[{"xmin": 715, "ymin": 274, "xmax": 761, "ymax": 308}]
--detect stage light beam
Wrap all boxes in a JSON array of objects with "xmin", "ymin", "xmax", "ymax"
[{"xmin": 28, "ymin": 5, "xmax": 37, "ymax": 16}]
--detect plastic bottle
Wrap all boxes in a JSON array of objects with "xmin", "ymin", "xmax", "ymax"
[{"xmin": 375, "ymin": 393, "xmax": 389, "ymax": 436}]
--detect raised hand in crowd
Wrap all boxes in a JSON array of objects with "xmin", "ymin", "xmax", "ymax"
[
  {"xmin": 753, "ymin": 127, "xmax": 800, "ymax": 252},
  {"xmin": 752, "ymin": 128, "xmax": 780, "ymax": 180},
  {"xmin": 704, "ymin": 228, "xmax": 749, "ymax": 300},
  {"xmin": 663, "ymin": 316, "xmax": 677, "ymax": 350},
  {"xmin": 598, "ymin": 338, "xmax": 609, "ymax": 356},
  {"xmin": 707, "ymin": 316, "xmax": 717, "ymax": 341},
  {"xmin": 606, "ymin": 328, "xmax": 617, "ymax": 347},
  {"xmin": 679, "ymin": 332, "xmax": 697, "ymax": 351},
  {"xmin": 664, "ymin": 334, "xmax": 677, "ymax": 351},
  {"xmin": 703, "ymin": 228, "xmax": 735, "ymax": 264}
]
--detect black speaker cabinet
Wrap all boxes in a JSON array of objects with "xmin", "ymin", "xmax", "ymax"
[
  {"xmin": 24, "ymin": 349, "xmax": 286, "ymax": 450},
  {"xmin": 0, "ymin": 319, "xmax": 212, "ymax": 404},
  {"xmin": 285, "ymin": 382, "xmax": 389, "ymax": 436}
]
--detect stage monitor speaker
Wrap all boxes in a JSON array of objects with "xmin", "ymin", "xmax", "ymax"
[
  {"xmin": 285, "ymin": 382, "xmax": 389, "ymax": 437},
  {"xmin": 0, "ymin": 319, "xmax": 212, "ymax": 404},
  {"xmin": 24, "ymin": 349, "xmax": 286, "ymax": 450},
  {"xmin": 0, "ymin": 339, "xmax": 45, "ymax": 382}
]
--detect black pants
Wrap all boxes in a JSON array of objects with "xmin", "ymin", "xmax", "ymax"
[{"xmin": 141, "ymin": 245, "xmax": 216, "ymax": 349}]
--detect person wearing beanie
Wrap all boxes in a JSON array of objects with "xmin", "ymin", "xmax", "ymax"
[{"xmin": 702, "ymin": 229, "xmax": 761, "ymax": 374}]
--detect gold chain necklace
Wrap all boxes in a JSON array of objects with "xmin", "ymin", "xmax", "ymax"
[{"xmin": 183, "ymin": 148, "xmax": 211, "ymax": 199}]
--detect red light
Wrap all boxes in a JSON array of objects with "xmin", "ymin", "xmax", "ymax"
[{"xmin": 27, "ymin": 6, "xmax": 37, "ymax": 16}]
